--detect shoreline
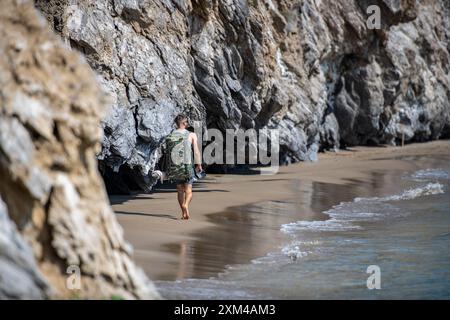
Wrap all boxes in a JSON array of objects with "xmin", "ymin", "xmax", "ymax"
[{"xmin": 110, "ymin": 140, "xmax": 450, "ymax": 281}]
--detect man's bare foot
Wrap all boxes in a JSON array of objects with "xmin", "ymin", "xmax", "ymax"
[
  {"xmin": 181, "ymin": 204, "xmax": 188, "ymax": 220},
  {"xmin": 184, "ymin": 207, "xmax": 190, "ymax": 220}
]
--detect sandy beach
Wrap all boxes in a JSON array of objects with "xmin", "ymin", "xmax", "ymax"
[{"xmin": 110, "ymin": 140, "xmax": 450, "ymax": 282}]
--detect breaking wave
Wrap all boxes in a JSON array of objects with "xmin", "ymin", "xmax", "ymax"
[{"xmin": 280, "ymin": 174, "xmax": 446, "ymax": 260}]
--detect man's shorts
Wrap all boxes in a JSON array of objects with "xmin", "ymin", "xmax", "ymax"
[{"xmin": 175, "ymin": 177, "xmax": 196, "ymax": 185}]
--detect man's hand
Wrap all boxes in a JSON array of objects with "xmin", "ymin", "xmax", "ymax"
[{"xmin": 195, "ymin": 164, "xmax": 203, "ymax": 173}]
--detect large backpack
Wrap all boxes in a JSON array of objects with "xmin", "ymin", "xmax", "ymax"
[{"xmin": 164, "ymin": 130, "xmax": 194, "ymax": 182}]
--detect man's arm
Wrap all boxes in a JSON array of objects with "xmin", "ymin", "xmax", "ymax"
[{"xmin": 190, "ymin": 133, "xmax": 203, "ymax": 171}]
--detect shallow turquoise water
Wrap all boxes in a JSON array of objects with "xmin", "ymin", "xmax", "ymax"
[{"xmin": 156, "ymin": 156, "xmax": 450, "ymax": 299}]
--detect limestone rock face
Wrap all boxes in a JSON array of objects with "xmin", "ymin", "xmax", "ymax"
[
  {"xmin": 35, "ymin": 0, "xmax": 450, "ymax": 192},
  {"xmin": 0, "ymin": 0, "xmax": 159, "ymax": 299}
]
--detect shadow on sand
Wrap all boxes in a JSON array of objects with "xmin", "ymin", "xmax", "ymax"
[{"xmin": 115, "ymin": 211, "xmax": 179, "ymax": 220}]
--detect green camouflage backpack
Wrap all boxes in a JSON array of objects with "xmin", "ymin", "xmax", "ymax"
[{"xmin": 165, "ymin": 129, "xmax": 194, "ymax": 182}]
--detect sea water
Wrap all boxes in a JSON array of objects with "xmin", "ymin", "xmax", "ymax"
[{"xmin": 156, "ymin": 156, "xmax": 450, "ymax": 299}]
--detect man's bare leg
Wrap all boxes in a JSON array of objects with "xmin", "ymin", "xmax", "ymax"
[
  {"xmin": 176, "ymin": 184, "xmax": 187, "ymax": 219},
  {"xmin": 183, "ymin": 184, "xmax": 193, "ymax": 219}
]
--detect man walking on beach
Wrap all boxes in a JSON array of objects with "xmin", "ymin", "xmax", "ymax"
[{"xmin": 166, "ymin": 114, "xmax": 202, "ymax": 220}]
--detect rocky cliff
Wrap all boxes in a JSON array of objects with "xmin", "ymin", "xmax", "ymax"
[
  {"xmin": 34, "ymin": 0, "xmax": 450, "ymax": 193},
  {"xmin": 0, "ymin": 0, "xmax": 159, "ymax": 299},
  {"xmin": 0, "ymin": 198, "xmax": 51, "ymax": 299}
]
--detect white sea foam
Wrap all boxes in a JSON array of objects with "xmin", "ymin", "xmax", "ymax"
[
  {"xmin": 281, "ymin": 245, "xmax": 309, "ymax": 260},
  {"xmin": 280, "ymin": 180, "xmax": 446, "ymax": 260},
  {"xmin": 325, "ymin": 201, "xmax": 401, "ymax": 222},
  {"xmin": 281, "ymin": 240, "xmax": 321, "ymax": 261},
  {"xmin": 409, "ymin": 168, "xmax": 450, "ymax": 181},
  {"xmin": 385, "ymin": 182, "xmax": 444, "ymax": 200},
  {"xmin": 352, "ymin": 182, "xmax": 445, "ymax": 203},
  {"xmin": 281, "ymin": 219, "xmax": 361, "ymax": 234}
]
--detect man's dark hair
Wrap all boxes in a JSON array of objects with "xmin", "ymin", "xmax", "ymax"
[{"xmin": 174, "ymin": 114, "xmax": 188, "ymax": 127}]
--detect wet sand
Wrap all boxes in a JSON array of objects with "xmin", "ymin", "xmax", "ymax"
[{"xmin": 110, "ymin": 140, "xmax": 450, "ymax": 281}]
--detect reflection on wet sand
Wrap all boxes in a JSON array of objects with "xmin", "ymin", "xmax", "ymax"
[
  {"xmin": 176, "ymin": 241, "xmax": 189, "ymax": 280},
  {"xmin": 111, "ymin": 143, "xmax": 450, "ymax": 295},
  {"xmin": 158, "ymin": 167, "xmax": 417, "ymax": 281}
]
